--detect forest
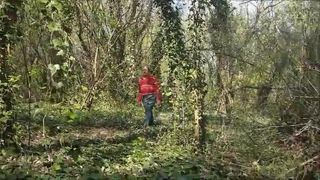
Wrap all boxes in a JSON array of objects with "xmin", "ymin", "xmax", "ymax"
[{"xmin": 0, "ymin": 0, "xmax": 320, "ymax": 179}]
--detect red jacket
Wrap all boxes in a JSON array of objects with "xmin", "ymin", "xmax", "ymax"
[{"xmin": 137, "ymin": 73, "xmax": 161, "ymax": 104}]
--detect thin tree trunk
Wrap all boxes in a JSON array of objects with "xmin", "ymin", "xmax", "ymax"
[
  {"xmin": 217, "ymin": 54, "xmax": 232, "ymax": 115},
  {"xmin": 194, "ymin": 89, "xmax": 206, "ymax": 149},
  {"xmin": 211, "ymin": 0, "xmax": 233, "ymax": 116}
]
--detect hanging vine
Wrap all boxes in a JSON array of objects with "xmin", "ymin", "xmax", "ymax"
[{"xmin": 154, "ymin": 0, "xmax": 193, "ymax": 128}]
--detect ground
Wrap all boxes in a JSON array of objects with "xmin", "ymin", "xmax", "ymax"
[{"xmin": 0, "ymin": 102, "xmax": 319, "ymax": 179}]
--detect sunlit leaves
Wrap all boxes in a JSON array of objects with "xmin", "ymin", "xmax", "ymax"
[
  {"xmin": 48, "ymin": 64, "xmax": 60, "ymax": 76},
  {"xmin": 48, "ymin": 64, "xmax": 64, "ymax": 89},
  {"xmin": 47, "ymin": 22, "xmax": 61, "ymax": 32},
  {"xmin": 51, "ymin": 38, "xmax": 69, "ymax": 48},
  {"xmin": 46, "ymin": 0, "xmax": 63, "ymax": 13},
  {"xmin": 66, "ymin": 110, "xmax": 79, "ymax": 122},
  {"xmin": 37, "ymin": 0, "xmax": 49, "ymax": 4}
]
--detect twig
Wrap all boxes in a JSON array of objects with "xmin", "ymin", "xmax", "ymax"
[
  {"xmin": 93, "ymin": 47, "xmax": 99, "ymax": 79},
  {"xmin": 310, "ymin": 125, "xmax": 320, "ymax": 132},
  {"xmin": 22, "ymin": 41, "xmax": 32, "ymax": 149},
  {"xmin": 293, "ymin": 96, "xmax": 320, "ymax": 100},
  {"xmin": 263, "ymin": 1, "xmax": 283, "ymax": 11},
  {"xmin": 239, "ymin": 0, "xmax": 255, "ymax": 5},
  {"xmin": 42, "ymin": 114, "xmax": 47, "ymax": 137},
  {"xmin": 293, "ymin": 120, "xmax": 311, "ymax": 136},
  {"xmin": 285, "ymin": 155, "xmax": 319, "ymax": 175},
  {"xmin": 254, "ymin": 123, "xmax": 307, "ymax": 131},
  {"xmin": 219, "ymin": 158, "xmax": 251, "ymax": 170}
]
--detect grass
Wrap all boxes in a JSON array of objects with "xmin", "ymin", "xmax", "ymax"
[{"xmin": 0, "ymin": 102, "xmax": 318, "ymax": 179}]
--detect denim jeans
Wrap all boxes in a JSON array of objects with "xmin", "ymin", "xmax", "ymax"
[{"xmin": 142, "ymin": 94, "xmax": 156, "ymax": 126}]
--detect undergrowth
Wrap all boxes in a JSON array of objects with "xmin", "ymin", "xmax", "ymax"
[{"xmin": 0, "ymin": 102, "xmax": 319, "ymax": 179}]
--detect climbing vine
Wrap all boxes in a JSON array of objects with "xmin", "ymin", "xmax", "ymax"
[
  {"xmin": 154, "ymin": 0, "xmax": 193, "ymax": 128},
  {"xmin": 188, "ymin": 0, "xmax": 207, "ymax": 148}
]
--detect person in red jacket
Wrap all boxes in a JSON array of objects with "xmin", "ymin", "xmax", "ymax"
[{"xmin": 138, "ymin": 66, "xmax": 161, "ymax": 126}]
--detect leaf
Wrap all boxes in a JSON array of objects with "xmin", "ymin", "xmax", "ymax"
[
  {"xmin": 67, "ymin": 110, "xmax": 79, "ymax": 120},
  {"xmin": 48, "ymin": 64, "xmax": 60, "ymax": 76},
  {"xmin": 73, "ymin": 104, "xmax": 81, "ymax": 109},
  {"xmin": 69, "ymin": 56, "xmax": 76, "ymax": 61},
  {"xmin": 8, "ymin": 75, "xmax": 21, "ymax": 83},
  {"xmin": 51, "ymin": 38, "xmax": 64, "ymax": 48},
  {"xmin": 47, "ymin": 22, "xmax": 61, "ymax": 32},
  {"xmin": 32, "ymin": 67, "xmax": 43, "ymax": 77},
  {"xmin": 38, "ymin": 0, "xmax": 49, "ymax": 4},
  {"xmin": 1, "ymin": 149, "xmax": 6, "ymax": 156},
  {"xmin": 0, "ymin": 82, "xmax": 8, "ymax": 87},
  {"xmin": 165, "ymin": 92, "xmax": 172, "ymax": 96},
  {"xmin": 52, "ymin": 163, "xmax": 61, "ymax": 172},
  {"xmin": 48, "ymin": 0, "xmax": 63, "ymax": 12},
  {"xmin": 54, "ymin": 82, "xmax": 63, "ymax": 89},
  {"xmin": 81, "ymin": 85, "xmax": 88, "ymax": 92},
  {"xmin": 33, "ymin": 108, "xmax": 42, "ymax": 116},
  {"xmin": 56, "ymin": 49, "xmax": 64, "ymax": 56},
  {"xmin": 63, "ymin": 40, "xmax": 69, "ymax": 47}
]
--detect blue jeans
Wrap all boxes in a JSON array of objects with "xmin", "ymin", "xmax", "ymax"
[{"xmin": 142, "ymin": 94, "xmax": 156, "ymax": 126}]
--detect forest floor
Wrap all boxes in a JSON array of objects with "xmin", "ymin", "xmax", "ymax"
[{"xmin": 0, "ymin": 102, "xmax": 319, "ymax": 179}]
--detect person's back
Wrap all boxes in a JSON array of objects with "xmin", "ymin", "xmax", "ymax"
[{"xmin": 137, "ymin": 66, "xmax": 161, "ymax": 126}]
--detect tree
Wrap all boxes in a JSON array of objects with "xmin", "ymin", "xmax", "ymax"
[
  {"xmin": 188, "ymin": 0, "xmax": 207, "ymax": 149},
  {"xmin": 209, "ymin": 0, "xmax": 233, "ymax": 115},
  {"xmin": 154, "ymin": 0, "xmax": 191, "ymax": 126},
  {"xmin": 0, "ymin": 0, "xmax": 23, "ymax": 145},
  {"xmin": 0, "ymin": 0, "xmax": 22, "ymax": 111}
]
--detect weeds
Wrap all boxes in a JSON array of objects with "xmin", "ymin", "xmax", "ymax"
[{"xmin": 0, "ymin": 102, "xmax": 319, "ymax": 179}]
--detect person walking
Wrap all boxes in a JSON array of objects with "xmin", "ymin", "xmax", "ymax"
[{"xmin": 137, "ymin": 66, "xmax": 161, "ymax": 126}]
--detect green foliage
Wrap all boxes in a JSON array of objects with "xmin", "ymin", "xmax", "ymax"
[
  {"xmin": 1, "ymin": 104, "xmax": 318, "ymax": 179},
  {"xmin": 1, "ymin": 0, "xmax": 320, "ymax": 179},
  {"xmin": 154, "ymin": 0, "xmax": 196, "ymax": 129}
]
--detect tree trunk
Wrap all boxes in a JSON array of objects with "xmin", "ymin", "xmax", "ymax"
[
  {"xmin": 194, "ymin": 88, "xmax": 206, "ymax": 149},
  {"xmin": 211, "ymin": 0, "xmax": 233, "ymax": 115},
  {"xmin": 189, "ymin": 0, "xmax": 208, "ymax": 150},
  {"xmin": 216, "ymin": 54, "xmax": 232, "ymax": 114}
]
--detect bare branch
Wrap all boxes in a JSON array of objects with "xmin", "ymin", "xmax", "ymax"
[
  {"xmin": 286, "ymin": 155, "xmax": 320, "ymax": 175},
  {"xmin": 239, "ymin": 0, "xmax": 255, "ymax": 5}
]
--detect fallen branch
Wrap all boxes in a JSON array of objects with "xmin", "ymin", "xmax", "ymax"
[
  {"xmin": 285, "ymin": 155, "xmax": 320, "ymax": 175},
  {"xmin": 254, "ymin": 123, "xmax": 307, "ymax": 131},
  {"xmin": 293, "ymin": 96, "xmax": 320, "ymax": 100}
]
